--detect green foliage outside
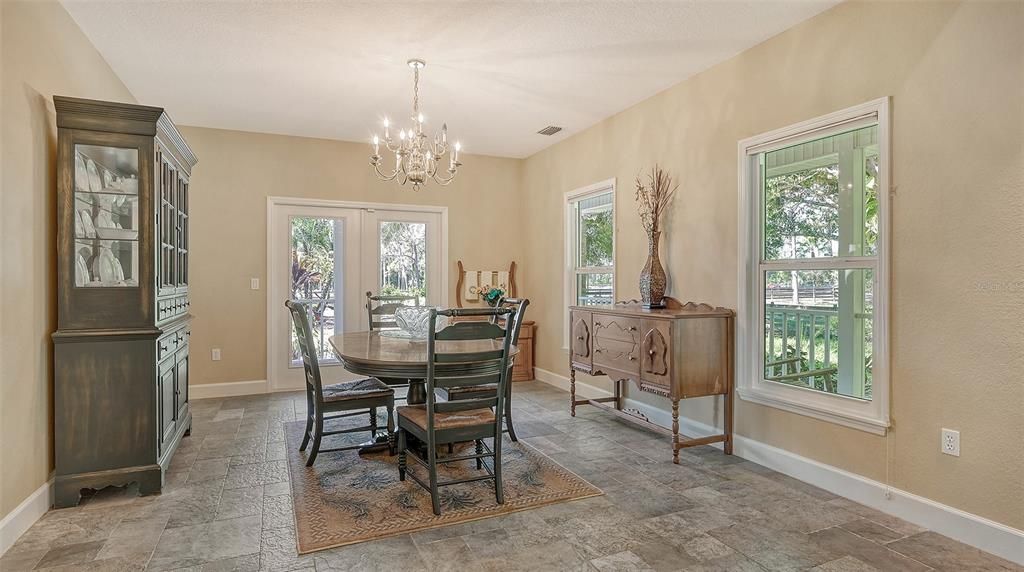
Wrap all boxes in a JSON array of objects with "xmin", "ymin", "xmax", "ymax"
[{"xmin": 762, "ymin": 152, "xmax": 878, "ymax": 399}]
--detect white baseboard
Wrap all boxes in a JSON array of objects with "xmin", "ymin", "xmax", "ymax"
[
  {"xmin": 0, "ymin": 479, "xmax": 53, "ymax": 556},
  {"xmin": 533, "ymin": 367, "xmax": 1024, "ymax": 565},
  {"xmin": 189, "ymin": 379, "xmax": 268, "ymax": 400}
]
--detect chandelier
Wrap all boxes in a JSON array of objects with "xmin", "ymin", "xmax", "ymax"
[{"xmin": 370, "ymin": 59, "xmax": 461, "ymax": 190}]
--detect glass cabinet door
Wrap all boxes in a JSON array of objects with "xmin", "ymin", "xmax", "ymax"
[
  {"xmin": 158, "ymin": 154, "xmax": 176, "ymax": 295},
  {"xmin": 73, "ymin": 144, "xmax": 140, "ymax": 287}
]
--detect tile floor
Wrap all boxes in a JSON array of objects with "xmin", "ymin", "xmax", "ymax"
[{"xmin": 2, "ymin": 382, "xmax": 1019, "ymax": 571}]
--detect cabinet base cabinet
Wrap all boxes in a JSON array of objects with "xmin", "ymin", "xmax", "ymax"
[
  {"xmin": 52, "ymin": 321, "xmax": 192, "ymax": 508},
  {"xmin": 568, "ymin": 298, "xmax": 735, "ymax": 464}
]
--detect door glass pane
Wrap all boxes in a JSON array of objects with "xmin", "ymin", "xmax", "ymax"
[
  {"xmin": 379, "ymin": 221, "xmax": 427, "ymax": 305},
  {"xmin": 290, "ymin": 216, "xmax": 341, "ymax": 366},
  {"xmin": 763, "ymin": 268, "xmax": 873, "ymax": 400},
  {"xmin": 762, "ymin": 124, "xmax": 878, "ymax": 260},
  {"xmin": 74, "ymin": 144, "xmax": 139, "ymax": 287},
  {"xmin": 576, "ymin": 273, "xmax": 613, "ymax": 306}
]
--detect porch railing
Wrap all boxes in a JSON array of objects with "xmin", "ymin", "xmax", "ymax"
[{"xmin": 764, "ymin": 304, "xmax": 838, "ymax": 389}]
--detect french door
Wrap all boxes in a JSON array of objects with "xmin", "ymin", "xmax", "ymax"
[{"xmin": 268, "ymin": 199, "xmax": 445, "ymax": 391}]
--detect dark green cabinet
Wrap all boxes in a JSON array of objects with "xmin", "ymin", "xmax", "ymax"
[{"xmin": 52, "ymin": 97, "xmax": 197, "ymax": 508}]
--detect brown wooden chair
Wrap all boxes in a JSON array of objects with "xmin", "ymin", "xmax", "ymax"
[
  {"xmin": 396, "ymin": 307, "xmax": 515, "ymax": 515},
  {"xmin": 366, "ymin": 291, "xmax": 420, "ymax": 331},
  {"xmin": 286, "ymin": 300, "xmax": 395, "ymax": 466},
  {"xmin": 437, "ymin": 298, "xmax": 529, "ymax": 441}
]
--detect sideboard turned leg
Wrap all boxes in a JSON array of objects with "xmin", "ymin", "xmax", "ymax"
[
  {"xmin": 570, "ymin": 368, "xmax": 577, "ymax": 417},
  {"xmin": 671, "ymin": 398, "xmax": 680, "ymax": 464}
]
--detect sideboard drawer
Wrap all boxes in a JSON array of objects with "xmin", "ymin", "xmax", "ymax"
[
  {"xmin": 592, "ymin": 315, "xmax": 641, "ymax": 343},
  {"xmin": 593, "ymin": 335, "xmax": 640, "ymax": 375}
]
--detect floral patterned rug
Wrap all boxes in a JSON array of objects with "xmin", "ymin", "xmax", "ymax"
[{"xmin": 284, "ymin": 420, "xmax": 602, "ymax": 554}]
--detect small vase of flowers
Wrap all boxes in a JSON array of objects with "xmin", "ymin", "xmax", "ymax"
[{"xmin": 478, "ymin": 285, "xmax": 505, "ymax": 307}]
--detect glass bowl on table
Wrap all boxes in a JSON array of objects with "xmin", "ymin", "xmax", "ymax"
[{"xmin": 379, "ymin": 306, "xmax": 448, "ymax": 340}]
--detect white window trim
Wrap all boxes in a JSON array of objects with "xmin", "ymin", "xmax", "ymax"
[
  {"xmin": 563, "ymin": 179, "xmax": 616, "ymax": 349},
  {"xmin": 736, "ymin": 98, "xmax": 891, "ymax": 435}
]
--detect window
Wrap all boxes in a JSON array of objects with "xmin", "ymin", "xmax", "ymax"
[
  {"xmin": 565, "ymin": 180, "xmax": 615, "ymax": 346},
  {"xmin": 738, "ymin": 99, "xmax": 890, "ymax": 434}
]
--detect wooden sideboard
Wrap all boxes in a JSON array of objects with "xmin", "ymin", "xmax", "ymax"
[{"xmin": 569, "ymin": 297, "xmax": 734, "ymax": 463}]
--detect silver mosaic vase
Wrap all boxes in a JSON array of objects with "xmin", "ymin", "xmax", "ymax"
[{"xmin": 639, "ymin": 230, "xmax": 666, "ymax": 309}]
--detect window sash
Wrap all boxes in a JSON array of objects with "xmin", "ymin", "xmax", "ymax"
[{"xmin": 736, "ymin": 98, "xmax": 890, "ymax": 434}]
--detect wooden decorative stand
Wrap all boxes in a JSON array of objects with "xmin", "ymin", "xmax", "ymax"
[{"xmin": 568, "ymin": 297, "xmax": 734, "ymax": 463}]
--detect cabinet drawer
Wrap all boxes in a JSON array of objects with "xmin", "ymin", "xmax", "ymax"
[
  {"xmin": 569, "ymin": 311, "xmax": 592, "ymax": 367},
  {"xmin": 593, "ymin": 336, "xmax": 640, "ymax": 375},
  {"xmin": 592, "ymin": 315, "xmax": 641, "ymax": 343},
  {"xmin": 640, "ymin": 319, "xmax": 672, "ymax": 387}
]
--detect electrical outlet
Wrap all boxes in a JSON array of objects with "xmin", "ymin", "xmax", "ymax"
[
  {"xmin": 941, "ymin": 428, "xmax": 960, "ymax": 457},
  {"xmin": 211, "ymin": 348, "xmax": 222, "ymax": 361},
  {"xmin": 250, "ymin": 278, "xmax": 260, "ymax": 290}
]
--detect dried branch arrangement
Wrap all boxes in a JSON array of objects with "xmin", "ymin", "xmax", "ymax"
[{"xmin": 634, "ymin": 165, "xmax": 677, "ymax": 234}]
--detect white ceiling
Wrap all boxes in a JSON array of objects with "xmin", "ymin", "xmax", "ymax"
[{"xmin": 63, "ymin": 0, "xmax": 839, "ymax": 158}]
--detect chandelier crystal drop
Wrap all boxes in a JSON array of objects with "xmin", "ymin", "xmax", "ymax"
[{"xmin": 370, "ymin": 59, "xmax": 461, "ymax": 191}]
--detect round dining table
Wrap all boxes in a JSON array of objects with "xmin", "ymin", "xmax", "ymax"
[{"xmin": 329, "ymin": 330, "xmax": 518, "ymax": 405}]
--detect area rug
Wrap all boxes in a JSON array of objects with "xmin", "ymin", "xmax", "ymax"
[{"xmin": 284, "ymin": 420, "xmax": 603, "ymax": 554}]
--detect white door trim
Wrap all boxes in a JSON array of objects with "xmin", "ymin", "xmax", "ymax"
[{"xmin": 265, "ymin": 196, "xmax": 449, "ymax": 392}]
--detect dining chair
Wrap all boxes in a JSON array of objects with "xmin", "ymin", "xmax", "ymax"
[
  {"xmin": 396, "ymin": 307, "xmax": 516, "ymax": 515},
  {"xmin": 286, "ymin": 300, "xmax": 396, "ymax": 466},
  {"xmin": 365, "ymin": 291, "xmax": 422, "ymax": 403},
  {"xmin": 366, "ymin": 291, "xmax": 420, "ymax": 331},
  {"xmin": 437, "ymin": 298, "xmax": 529, "ymax": 442}
]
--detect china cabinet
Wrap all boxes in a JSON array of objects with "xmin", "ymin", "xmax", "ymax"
[{"xmin": 52, "ymin": 96, "xmax": 197, "ymax": 507}]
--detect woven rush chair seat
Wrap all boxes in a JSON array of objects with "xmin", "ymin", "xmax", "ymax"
[
  {"xmin": 397, "ymin": 405, "xmax": 495, "ymax": 430},
  {"xmin": 322, "ymin": 378, "xmax": 393, "ymax": 402}
]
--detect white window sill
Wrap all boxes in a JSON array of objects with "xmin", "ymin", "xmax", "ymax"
[{"xmin": 737, "ymin": 385, "xmax": 889, "ymax": 436}]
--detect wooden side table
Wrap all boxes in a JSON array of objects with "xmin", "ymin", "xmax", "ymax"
[{"xmin": 511, "ymin": 320, "xmax": 535, "ymax": 381}]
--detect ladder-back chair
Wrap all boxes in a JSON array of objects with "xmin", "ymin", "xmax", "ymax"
[
  {"xmin": 396, "ymin": 307, "xmax": 516, "ymax": 515},
  {"xmin": 286, "ymin": 300, "xmax": 395, "ymax": 466}
]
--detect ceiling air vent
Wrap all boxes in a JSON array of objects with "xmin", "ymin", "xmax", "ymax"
[{"xmin": 537, "ymin": 125, "xmax": 563, "ymax": 136}]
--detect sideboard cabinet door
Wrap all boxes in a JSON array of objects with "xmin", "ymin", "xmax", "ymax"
[
  {"xmin": 640, "ymin": 319, "xmax": 672, "ymax": 388},
  {"xmin": 570, "ymin": 310, "xmax": 592, "ymax": 368}
]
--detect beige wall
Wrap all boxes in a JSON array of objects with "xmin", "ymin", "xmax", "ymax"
[
  {"xmin": 178, "ymin": 126, "xmax": 523, "ymax": 386},
  {"xmin": 521, "ymin": 0, "xmax": 1024, "ymax": 529},
  {"xmin": 0, "ymin": 1, "xmax": 136, "ymax": 520}
]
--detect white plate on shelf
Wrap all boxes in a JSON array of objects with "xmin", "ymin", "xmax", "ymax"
[
  {"xmin": 74, "ymin": 154, "xmax": 90, "ymax": 194},
  {"xmin": 86, "ymin": 158, "xmax": 103, "ymax": 193},
  {"xmin": 74, "ymin": 254, "xmax": 89, "ymax": 287},
  {"xmin": 92, "ymin": 247, "xmax": 118, "ymax": 284},
  {"xmin": 78, "ymin": 209, "xmax": 96, "ymax": 238},
  {"xmin": 95, "ymin": 227, "xmax": 138, "ymax": 240}
]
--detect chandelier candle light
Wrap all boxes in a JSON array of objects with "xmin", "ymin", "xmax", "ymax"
[{"xmin": 370, "ymin": 59, "xmax": 461, "ymax": 191}]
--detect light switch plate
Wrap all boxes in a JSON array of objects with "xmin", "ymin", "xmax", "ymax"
[
  {"xmin": 250, "ymin": 278, "xmax": 260, "ymax": 290},
  {"xmin": 211, "ymin": 348, "xmax": 222, "ymax": 361}
]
